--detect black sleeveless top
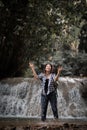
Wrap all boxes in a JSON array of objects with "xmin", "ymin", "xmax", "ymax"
[{"xmin": 44, "ymin": 79, "xmax": 49, "ymax": 94}]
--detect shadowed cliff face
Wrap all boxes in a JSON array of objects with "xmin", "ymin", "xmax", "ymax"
[{"xmin": 0, "ymin": 77, "xmax": 87, "ymax": 119}]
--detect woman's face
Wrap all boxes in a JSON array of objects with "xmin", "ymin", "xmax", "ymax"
[{"xmin": 45, "ymin": 64, "xmax": 52, "ymax": 73}]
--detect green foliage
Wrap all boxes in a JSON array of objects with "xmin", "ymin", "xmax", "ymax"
[{"xmin": 0, "ymin": 0, "xmax": 87, "ymax": 77}]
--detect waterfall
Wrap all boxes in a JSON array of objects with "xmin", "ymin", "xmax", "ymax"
[
  {"xmin": 0, "ymin": 77, "xmax": 87, "ymax": 119},
  {"xmin": 57, "ymin": 77, "xmax": 87, "ymax": 119}
]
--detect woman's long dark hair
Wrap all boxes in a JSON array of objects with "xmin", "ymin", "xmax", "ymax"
[{"xmin": 44, "ymin": 63, "xmax": 53, "ymax": 74}]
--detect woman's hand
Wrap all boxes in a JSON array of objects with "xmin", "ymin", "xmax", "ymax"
[
  {"xmin": 29, "ymin": 62, "xmax": 34, "ymax": 69},
  {"xmin": 55, "ymin": 66, "xmax": 63, "ymax": 81},
  {"xmin": 57, "ymin": 66, "xmax": 63, "ymax": 74},
  {"xmin": 29, "ymin": 62, "xmax": 38, "ymax": 79}
]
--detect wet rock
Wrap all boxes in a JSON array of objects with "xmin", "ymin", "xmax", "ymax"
[{"xmin": 0, "ymin": 124, "xmax": 87, "ymax": 130}]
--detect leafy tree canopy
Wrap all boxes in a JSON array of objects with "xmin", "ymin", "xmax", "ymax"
[{"xmin": 0, "ymin": 0, "xmax": 87, "ymax": 77}]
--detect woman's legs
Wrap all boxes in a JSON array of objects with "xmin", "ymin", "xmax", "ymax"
[
  {"xmin": 49, "ymin": 92, "xmax": 58, "ymax": 119},
  {"xmin": 41, "ymin": 94, "xmax": 48, "ymax": 121}
]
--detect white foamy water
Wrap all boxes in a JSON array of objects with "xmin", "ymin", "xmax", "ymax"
[{"xmin": 0, "ymin": 77, "xmax": 87, "ymax": 119}]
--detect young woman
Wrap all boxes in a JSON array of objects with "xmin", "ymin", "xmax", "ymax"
[{"xmin": 29, "ymin": 63, "xmax": 62, "ymax": 121}]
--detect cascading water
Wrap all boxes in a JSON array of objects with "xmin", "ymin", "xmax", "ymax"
[
  {"xmin": 57, "ymin": 77, "xmax": 87, "ymax": 119},
  {"xmin": 0, "ymin": 77, "xmax": 87, "ymax": 119}
]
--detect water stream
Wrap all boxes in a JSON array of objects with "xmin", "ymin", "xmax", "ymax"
[{"xmin": 0, "ymin": 77, "xmax": 87, "ymax": 119}]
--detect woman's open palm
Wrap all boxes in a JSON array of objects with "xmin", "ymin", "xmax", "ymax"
[
  {"xmin": 58, "ymin": 66, "xmax": 63, "ymax": 73},
  {"xmin": 29, "ymin": 63, "xmax": 34, "ymax": 69}
]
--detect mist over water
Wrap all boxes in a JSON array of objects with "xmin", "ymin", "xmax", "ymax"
[{"xmin": 0, "ymin": 77, "xmax": 87, "ymax": 119}]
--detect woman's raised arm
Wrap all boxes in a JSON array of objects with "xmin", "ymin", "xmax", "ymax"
[
  {"xmin": 54, "ymin": 66, "xmax": 63, "ymax": 81},
  {"xmin": 29, "ymin": 62, "xmax": 38, "ymax": 79}
]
